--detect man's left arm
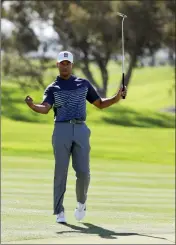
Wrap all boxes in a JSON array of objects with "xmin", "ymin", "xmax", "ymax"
[{"xmin": 93, "ymin": 87, "xmax": 127, "ymax": 109}]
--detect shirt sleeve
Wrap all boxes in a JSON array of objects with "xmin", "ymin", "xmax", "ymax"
[
  {"xmin": 86, "ymin": 81, "xmax": 100, "ymax": 104},
  {"xmin": 42, "ymin": 85, "xmax": 54, "ymax": 106}
]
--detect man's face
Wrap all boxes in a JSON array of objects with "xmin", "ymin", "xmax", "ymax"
[{"xmin": 57, "ymin": 60, "xmax": 72, "ymax": 78}]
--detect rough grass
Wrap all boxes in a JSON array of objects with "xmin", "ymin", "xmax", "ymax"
[{"xmin": 1, "ymin": 65, "xmax": 175, "ymax": 127}]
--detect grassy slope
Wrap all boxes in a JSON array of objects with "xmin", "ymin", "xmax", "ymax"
[
  {"xmin": 1, "ymin": 117, "xmax": 175, "ymax": 165},
  {"xmin": 1, "ymin": 65, "xmax": 175, "ymax": 127},
  {"xmin": 1, "ymin": 65, "xmax": 175, "ymax": 163}
]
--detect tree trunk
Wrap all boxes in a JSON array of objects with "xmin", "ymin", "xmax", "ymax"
[
  {"xmin": 81, "ymin": 52, "xmax": 101, "ymax": 92},
  {"xmin": 122, "ymin": 51, "xmax": 137, "ymax": 88},
  {"xmin": 94, "ymin": 87, "xmax": 106, "ymax": 97},
  {"xmin": 81, "ymin": 65, "xmax": 100, "ymax": 90},
  {"xmin": 150, "ymin": 54, "xmax": 156, "ymax": 67},
  {"xmin": 169, "ymin": 49, "xmax": 174, "ymax": 66},
  {"xmin": 98, "ymin": 64, "xmax": 108, "ymax": 97},
  {"xmin": 81, "ymin": 60, "xmax": 108, "ymax": 97}
]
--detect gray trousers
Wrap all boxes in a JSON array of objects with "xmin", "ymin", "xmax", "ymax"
[{"xmin": 52, "ymin": 122, "xmax": 91, "ymax": 215}]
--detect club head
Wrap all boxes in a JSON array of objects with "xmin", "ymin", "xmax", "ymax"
[{"xmin": 116, "ymin": 12, "xmax": 127, "ymax": 18}]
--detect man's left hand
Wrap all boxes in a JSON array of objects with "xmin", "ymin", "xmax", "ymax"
[{"xmin": 117, "ymin": 86, "xmax": 127, "ymax": 98}]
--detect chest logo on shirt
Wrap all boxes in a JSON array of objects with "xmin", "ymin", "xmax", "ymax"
[{"xmin": 74, "ymin": 78, "xmax": 82, "ymax": 82}]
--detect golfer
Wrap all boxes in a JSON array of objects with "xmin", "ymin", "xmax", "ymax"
[{"xmin": 25, "ymin": 51, "xmax": 127, "ymax": 223}]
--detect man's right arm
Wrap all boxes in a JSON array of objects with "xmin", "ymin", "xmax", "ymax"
[{"xmin": 25, "ymin": 96, "xmax": 52, "ymax": 114}]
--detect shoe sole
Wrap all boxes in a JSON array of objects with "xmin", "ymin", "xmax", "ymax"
[
  {"xmin": 56, "ymin": 218, "xmax": 67, "ymax": 224},
  {"xmin": 57, "ymin": 221, "xmax": 67, "ymax": 224},
  {"xmin": 74, "ymin": 209, "xmax": 86, "ymax": 221}
]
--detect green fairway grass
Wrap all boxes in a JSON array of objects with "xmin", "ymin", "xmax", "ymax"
[
  {"xmin": 1, "ymin": 65, "xmax": 175, "ymax": 243},
  {"xmin": 1, "ymin": 118, "xmax": 175, "ymax": 164},
  {"xmin": 1, "ymin": 117, "xmax": 175, "ymax": 242}
]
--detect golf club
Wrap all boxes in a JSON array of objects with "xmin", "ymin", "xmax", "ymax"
[{"xmin": 117, "ymin": 12, "xmax": 127, "ymax": 99}]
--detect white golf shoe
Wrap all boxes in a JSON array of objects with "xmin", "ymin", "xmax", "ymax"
[
  {"xmin": 74, "ymin": 202, "xmax": 86, "ymax": 221},
  {"xmin": 56, "ymin": 211, "xmax": 66, "ymax": 223}
]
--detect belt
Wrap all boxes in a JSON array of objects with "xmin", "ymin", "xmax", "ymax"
[{"xmin": 59, "ymin": 119, "xmax": 84, "ymax": 124}]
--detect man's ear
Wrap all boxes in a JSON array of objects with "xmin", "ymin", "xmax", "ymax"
[{"xmin": 56, "ymin": 62, "xmax": 59, "ymax": 68}]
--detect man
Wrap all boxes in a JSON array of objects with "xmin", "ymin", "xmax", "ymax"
[{"xmin": 25, "ymin": 51, "xmax": 127, "ymax": 224}]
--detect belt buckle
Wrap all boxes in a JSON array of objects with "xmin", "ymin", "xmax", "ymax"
[{"xmin": 70, "ymin": 119, "xmax": 76, "ymax": 124}]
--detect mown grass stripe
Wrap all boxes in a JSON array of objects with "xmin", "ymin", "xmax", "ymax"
[
  {"xmin": 2, "ymin": 206, "xmax": 173, "ymax": 214},
  {"xmin": 2, "ymin": 184, "xmax": 175, "ymax": 198},
  {"xmin": 2, "ymin": 193, "xmax": 174, "ymax": 202},
  {"xmin": 3, "ymin": 198, "xmax": 174, "ymax": 207},
  {"xmin": 2, "ymin": 201, "xmax": 174, "ymax": 209},
  {"xmin": 2, "ymin": 168, "xmax": 175, "ymax": 178},
  {"xmin": 2, "ymin": 185, "xmax": 175, "ymax": 193},
  {"xmin": 2, "ymin": 174, "xmax": 174, "ymax": 185}
]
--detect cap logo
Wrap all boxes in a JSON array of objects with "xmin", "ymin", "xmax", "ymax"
[{"xmin": 64, "ymin": 53, "xmax": 68, "ymax": 57}]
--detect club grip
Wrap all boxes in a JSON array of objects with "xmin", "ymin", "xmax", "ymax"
[{"xmin": 122, "ymin": 73, "xmax": 126, "ymax": 99}]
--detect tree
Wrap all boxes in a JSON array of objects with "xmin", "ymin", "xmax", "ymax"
[
  {"xmin": 1, "ymin": 1, "xmax": 56, "ymax": 90},
  {"xmin": 2, "ymin": 0, "xmax": 173, "ymax": 95},
  {"xmin": 24, "ymin": 0, "xmax": 173, "ymax": 92},
  {"xmin": 161, "ymin": 0, "xmax": 175, "ymax": 65},
  {"xmin": 117, "ymin": 0, "xmax": 169, "ymax": 86},
  {"xmin": 27, "ymin": 1, "xmax": 122, "ymax": 96}
]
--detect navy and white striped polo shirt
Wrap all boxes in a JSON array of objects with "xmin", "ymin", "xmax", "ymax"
[{"xmin": 42, "ymin": 75, "xmax": 100, "ymax": 122}]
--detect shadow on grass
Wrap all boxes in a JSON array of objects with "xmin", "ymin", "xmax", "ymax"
[
  {"xmin": 56, "ymin": 223, "xmax": 172, "ymax": 242},
  {"xmin": 1, "ymin": 86, "xmax": 48, "ymax": 123},
  {"xmin": 2, "ymin": 87, "xmax": 175, "ymax": 127},
  {"xmin": 102, "ymin": 106, "xmax": 175, "ymax": 128}
]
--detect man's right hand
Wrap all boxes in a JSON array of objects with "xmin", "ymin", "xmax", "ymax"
[
  {"xmin": 25, "ymin": 95, "xmax": 34, "ymax": 108},
  {"xmin": 24, "ymin": 97, "xmax": 51, "ymax": 114}
]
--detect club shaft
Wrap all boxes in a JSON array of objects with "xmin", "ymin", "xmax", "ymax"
[
  {"xmin": 122, "ymin": 17, "xmax": 125, "ymax": 75},
  {"xmin": 121, "ymin": 15, "xmax": 126, "ymax": 99},
  {"xmin": 117, "ymin": 11, "xmax": 127, "ymax": 99}
]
